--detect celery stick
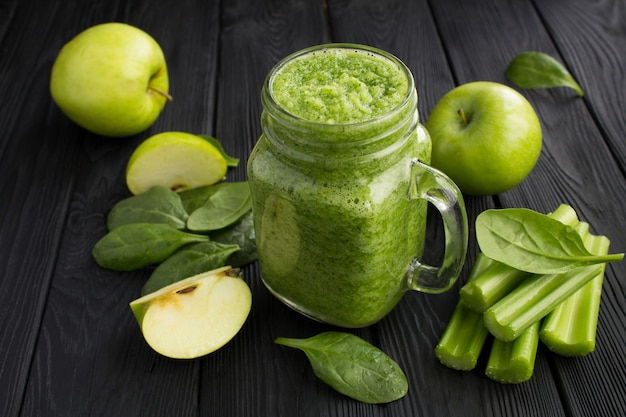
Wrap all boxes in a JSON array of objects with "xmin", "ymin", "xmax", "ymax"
[
  {"xmin": 435, "ymin": 302, "xmax": 489, "ymax": 370},
  {"xmin": 484, "ymin": 229, "xmax": 607, "ymax": 342},
  {"xmin": 460, "ymin": 262, "xmax": 530, "ymax": 313},
  {"xmin": 540, "ymin": 227, "xmax": 610, "ymax": 356},
  {"xmin": 460, "ymin": 204, "xmax": 579, "ymax": 313},
  {"xmin": 434, "ymin": 254, "xmax": 492, "ymax": 371},
  {"xmin": 485, "ymin": 321, "xmax": 540, "ymax": 384}
]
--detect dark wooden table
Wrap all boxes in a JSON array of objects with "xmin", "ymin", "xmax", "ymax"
[{"xmin": 2, "ymin": 0, "xmax": 625, "ymax": 416}]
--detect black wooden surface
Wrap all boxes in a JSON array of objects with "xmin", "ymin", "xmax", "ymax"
[{"xmin": 1, "ymin": 0, "xmax": 625, "ymax": 416}]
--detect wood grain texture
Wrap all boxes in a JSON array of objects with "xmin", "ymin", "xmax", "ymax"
[
  {"xmin": 0, "ymin": 0, "xmax": 624, "ymax": 416},
  {"xmin": 428, "ymin": 1, "xmax": 626, "ymax": 417},
  {"xmin": 17, "ymin": 1, "xmax": 220, "ymax": 416},
  {"xmin": 520, "ymin": 5, "xmax": 626, "ymax": 412},
  {"xmin": 0, "ymin": 1, "xmax": 90, "ymax": 416},
  {"xmin": 532, "ymin": 0, "xmax": 626, "ymax": 171},
  {"xmin": 199, "ymin": 1, "xmax": 332, "ymax": 416},
  {"xmin": 327, "ymin": 1, "xmax": 564, "ymax": 416}
]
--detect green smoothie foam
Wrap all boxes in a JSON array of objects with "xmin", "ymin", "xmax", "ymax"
[
  {"xmin": 270, "ymin": 47, "xmax": 409, "ymax": 124},
  {"xmin": 249, "ymin": 46, "xmax": 430, "ymax": 327}
]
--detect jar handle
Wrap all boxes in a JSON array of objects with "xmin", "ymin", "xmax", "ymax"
[{"xmin": 406, "ymin": 158, "xmax": 468, "ymax": 293}]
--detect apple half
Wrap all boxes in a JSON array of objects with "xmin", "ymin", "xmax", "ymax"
[
  {"xmin": 130, "ymin": 266, "xmax": 252, "ymax": 359},
  {"xmin": 126, "ymin": 131, "xmax": 228, "ymax": 195}
]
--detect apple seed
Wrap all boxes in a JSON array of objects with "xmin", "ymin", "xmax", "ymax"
[{"xmin": 176, "ymin": 285, "xmax": 197, "ymax": 294}]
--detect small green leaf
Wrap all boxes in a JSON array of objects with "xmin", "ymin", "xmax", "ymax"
[
  {"xmin": 210, "ymin": 210, "xmax": 257, "ymax": 267},
  {"xmin": 506, "ymin": 51, "xmax": 584, "ymax": 96},
  {"xmin": 107, "ymin": 186, "xmax": 189, "ymax": 230},
  {"xmin": 92, "ymin": 223, "xmax": 209, "ymax": 271},
  {"xmin": 179, "ymin": 183, "xmax": 223, "ymax": 214},
  {"xmin": 476, "ymin": 208, "xmax": 623, "ymax": 274},
  {"xmin": 141, "ymin": 241, "xmax": 240, "ymax": 295},
  {"xmin": 275, "ymin": 332, "xmax": 408, "ymax": 404},
  {"xmin": 187, "ymin": 182, "xmax": 252, "ymax": 232},
  {"xmin": 198, "ymin": 134, "xmax": 239, "ymax": 167}
]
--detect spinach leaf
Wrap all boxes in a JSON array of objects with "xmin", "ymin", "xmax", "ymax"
[
  {"xmin": 141, "ymin": 241, "xmax": 240, "ymax": 295},
  {"xmin": 107, "ymin": 186, "xmax": 189, "ymax": 231},
  {"xmin": 476, "ymin": 208, "xmax": 623, "ymax": 274},
  {"xmin": 275, "ymin": 332, "xmax": 408, "ymax": 404},
  {"xmin": 506, "ymin": 51, "xmax": 584, "ymax": 97},
  {"xmin": 92, "ymin": 223, "xmax": 209, "ymax": 271},
  {"xmin": 187, "ymin": 182, "xmax": 252, "ymax": 232},
  {"xmin": 179, "ymin": 185, "xmax": 216, "ymax": 214},
  {"xmin": 179, "ymin": 182, "xmax": 230, "ymax": 214},
  {"xmin": 210, "ymin": 210, "xmax": 257, "ymax": 267},
  {"xmin": 198, "ymin": 134, "xmax": 239, "ymax": 167}
]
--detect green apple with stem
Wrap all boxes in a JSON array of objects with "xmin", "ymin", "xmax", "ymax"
[
  {"xmin": 425, "ymin": 81, "xmax": 542, "ymax": 195},
  {"xmin": 130, "ymin": 266, "xmax": 252, "ymax": 359},
  {"xmin": 50, "ymin": 22, "xmax": 171, "ymax": 137},
  {"xmin": 126, "ymin": 131, "xmax": 228, "ymax": 195}
]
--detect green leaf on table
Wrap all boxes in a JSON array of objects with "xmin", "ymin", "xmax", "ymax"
[
  {"xmin": 179, "ymin": 183, "xmax": 221, "ymax": 214},
  {"xmin": 506, "ymin": 51, "xmax": 584, "ymax": 96},
  {"xmin": 92, "ymin": 223, "xmax": 209, "ymax": 271},
  {"xmin": 186, "ymin": 182, "xmax": 252, "ymax": 232},
  {"xmin": 210, "ymin": 210, "xmax": 257, "ymax": 267},
  {"xmin": 179, "ymin": 182, "xmax": 237, "ymax": 214},
  {"xmin": 198, "ymin": 134, "xmax": 239, "ymax": 167},
  {"xmin": 476, "ymin": 208, "xmax": 623, "ymax": 274},
  {"xmin": 107, "ymin": 186, "xmax": 189, "ymax": 231},
  {"xmin": 275, "ymin": 332, "xmax": 408, "ymax": 404},
  {"xmin": 141, "ymin": 241, "xmax": 240, "ymax": 295}
]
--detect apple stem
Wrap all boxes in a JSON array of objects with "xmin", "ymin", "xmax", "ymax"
[
  {"xmin": 226, "ymin": 268, "xmax": 242, "ymax": 277},
  {"xmin": 149, "ymin": 86, "xmax": 173, "ymax": 102},
  {"xmin": 457, "ymin": 108, "xmax": 469, "ymax": 125}
]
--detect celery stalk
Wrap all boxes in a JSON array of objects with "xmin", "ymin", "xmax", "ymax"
[
  {"xmin": 540, "ymin": 224, "xmax": 610, "ymax": 356},
  {"xmin": 435, "ymin": 302, "xmax": 489, "ymax": 370},
  {"xmin": 435, "ymin": 254, "xmax": 492, "ymax": 371},
  {"xmin": 485, "ymin": 321, "xmax": 540, "ymax": 384},
  {"xmin": 484, "ymin": 229, "xmax": 608, "ymax": 342},
  {"xmin": 460, "ymin": 262, "xmax": 530, "ymax": 313},
  {"xmin": 460, "ymin": 204, "xmax": 579, "ymax": 313}
]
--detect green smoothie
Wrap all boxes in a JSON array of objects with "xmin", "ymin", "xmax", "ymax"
[
  {"xmin": 249, "ymin": 45, "xmax": 431, "ymax": 327},
  {"xmin": 270, "ymin": 47, "xmax": 409, "ymax": 124}
]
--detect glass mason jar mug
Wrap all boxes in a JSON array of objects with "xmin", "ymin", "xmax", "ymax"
[{"xmin": 248, "ymin": 44, "xmax": 468, "ymax": 328}]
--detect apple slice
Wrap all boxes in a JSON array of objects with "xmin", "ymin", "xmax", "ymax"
[
  {"xmin": 126, "ymin": 132, "xmax": 228, "ymax": 195},
  {"xmin": 129, "ymin": 266, "xmax": 252, "ymax": 359}
]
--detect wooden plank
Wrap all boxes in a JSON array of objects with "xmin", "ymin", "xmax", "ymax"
[
  {"xmin": 426, "ymin": 0, "xmax": 626, "ymax": 417},
  {"xmin": 534, "ymin": 0, "xmax": 626, "ymax": 170},
  {"xmin": 16, "ymin": 0, "xmax": 221, "ymax": 416},
  {"xmin": 0, "ymin": 2, "xmax": 89, "ymax": 417},
  {"xmin": 0, "ymin": 1, "xmax": 16, "ymax": 46},
  {"xmin": 515, "ymin": 1, "xmax": 626, "ymax": 416}
]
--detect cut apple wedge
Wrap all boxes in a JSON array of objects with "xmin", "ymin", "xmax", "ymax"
[
  {"xmin": 126, "ymin": 131, "xmax": 228, "ymax": 195},
  {"xmin": 129, "ymin": 266, "xmax": 252, "ymax": 359}
]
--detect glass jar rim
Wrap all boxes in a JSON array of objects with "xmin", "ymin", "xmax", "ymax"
[{"xmin": 262, "ymin": 43, "xmax": 417, "ymax": 131}]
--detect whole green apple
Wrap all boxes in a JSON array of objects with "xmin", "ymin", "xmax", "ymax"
[
  {"xmin": 50, "ymin": 22, "xmax": 170, "ymax": 137},
  {"xmin": 425, "ymin": 81, "xmax": 542, "ymax": 195}
]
